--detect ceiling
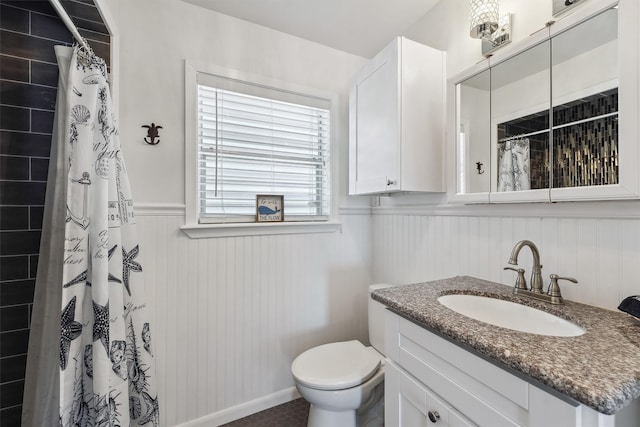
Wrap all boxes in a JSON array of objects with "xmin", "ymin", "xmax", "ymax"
[{"xmin": 181, "ymin": 0, "xmax": 441, "ymax": 58}]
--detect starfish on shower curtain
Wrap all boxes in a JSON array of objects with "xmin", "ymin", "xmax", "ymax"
[
  {"xmin": 60, "ymin": 296, "xmax": 83, "ymax": 370},
  {"xmin": 63, "ymin": 244, "xmax": 122, "ymax": 288},
  {"xmin": 63, "ymin": 269, "xmax": 89, "ymax": 289},
  {"xmin": 92, "ymin": 300, "xmax": 110, "ymax": 354},
  {"xmin": 105, "ymin": 244, "xmax": 123, "ymax": 284},
  {"xmin": 122, "ymin": 245, "xmax": 142, "ymax": 296}
]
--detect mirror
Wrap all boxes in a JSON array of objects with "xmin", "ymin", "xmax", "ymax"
[
  {"xmin": 551, "ymin": 7, "xmax": 618, "ymax": 189},
  {"xmin": 453, "ymin": 4, "xmax": 619, "ymax": 200},
  {"xmin": 491, "ymin": 41, "xmax": 550, "ymax": 193},
  {"xmin": 456, "ymin": 69, "xmax": 490, "ymax": 194}
]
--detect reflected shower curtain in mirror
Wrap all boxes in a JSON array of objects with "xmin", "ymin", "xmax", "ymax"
[
  {"xmin": 497, "ymin": 138, "xmax": 531, "ymax": 192},
  {"xmin": 22, "ymin": 45, "xmax": 159, "ymax": 427}
]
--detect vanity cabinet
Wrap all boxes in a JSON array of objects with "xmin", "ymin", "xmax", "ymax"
[
  {"xmin": 449, "ymin": 0, "xmax": 640, "ymax": 204},
  {"xmin": 384, "ymin": 310, "xmax": 638, "ymax": 427},
  {"xmin": 349, "ymin": 36, "xmax": 445, "ymax": 195}
]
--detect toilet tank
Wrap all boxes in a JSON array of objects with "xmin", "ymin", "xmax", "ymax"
[{"xmin": 368, "ymin": 284, "xmax": 394, "ymax": 356}]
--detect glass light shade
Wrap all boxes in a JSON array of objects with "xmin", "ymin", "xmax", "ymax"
[{"xmin": 470, "ymin": 0, "xmax": 499, "ymax": 39}]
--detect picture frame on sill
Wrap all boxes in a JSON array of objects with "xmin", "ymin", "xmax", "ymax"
[{"xmin": 256, "ymin": 195, "xmax": 284, "ymax": 222}]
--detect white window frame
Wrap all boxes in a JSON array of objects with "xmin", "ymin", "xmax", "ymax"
[{"xmin": 182, "ymin": 60, "xmax": 341, "ymax": 238}]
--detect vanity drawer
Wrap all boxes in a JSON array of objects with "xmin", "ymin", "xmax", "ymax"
[{"xmin": 400, "ymin": 315, "xmax": 528, "ymax": 406}]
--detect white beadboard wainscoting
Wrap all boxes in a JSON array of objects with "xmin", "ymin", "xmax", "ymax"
[
  {"xmin": 371, "ymin": 208, "xmax": 640, "ymax": 312},
  {"xmin": 134, "ymin": 210, "xmax": 372, "ymax": 426},
  {"xmin": 132, "ymin": 201, "xmax": 640, "ymax": 425}
]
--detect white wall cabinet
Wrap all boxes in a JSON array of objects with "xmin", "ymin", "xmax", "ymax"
[
  {"xmin": 349, "ymin": 37, "xmax": 445, "ymax": 195},
  {"xmin": 384, "ymin": 310, "xmax": 639, "ymax": 427}
]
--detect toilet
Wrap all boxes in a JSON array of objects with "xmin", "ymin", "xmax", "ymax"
[{"xmin": 291, "ymin": 284, "xmax": 392, "ymax": 427}]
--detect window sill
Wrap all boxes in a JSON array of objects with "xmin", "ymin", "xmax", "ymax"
[{"xmin": 180, "ymin": 221, "xmax": 342, "ymax": 239}]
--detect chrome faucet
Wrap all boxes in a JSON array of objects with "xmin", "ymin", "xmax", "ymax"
[
  {"xmin": 504, "ymin": 240, "xmax": 578, "ymax": 304},
  {"xmin": 508, "ymin": 240, "xmax": 544, "ymax": 294}
]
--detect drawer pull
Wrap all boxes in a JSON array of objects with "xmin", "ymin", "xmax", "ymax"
[{"xmin": 428, "ymin": 410, "xmax": 440, "ymax": 423}]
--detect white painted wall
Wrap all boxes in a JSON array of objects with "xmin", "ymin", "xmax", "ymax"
[
  {"xmin": 114, "ymin": 0, "xmax": 367, "ymax": 208},
  {"xmin": 405, "ymin": 0, "xmax": 553, "ymax": 78},
  {"xmin": 107, "ymin": 0, "xmax": 372, "ymax": 425}
]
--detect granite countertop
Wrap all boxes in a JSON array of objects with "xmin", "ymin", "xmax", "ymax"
[{"xmin": 371, "ymin": 276, "xmax": 640, "ymax": 415}]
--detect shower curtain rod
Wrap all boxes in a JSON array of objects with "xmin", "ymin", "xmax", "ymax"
[
  {"xmin": 498, "ymin": 128, "xmax": 548, "ymax": 143},
  {"xmin": 48, "ymin": 0, "xmax": 91, "ymax": 52},
  {"xmin": 498, "ymin": 110, "xmax": 619, "ymax": 143}
]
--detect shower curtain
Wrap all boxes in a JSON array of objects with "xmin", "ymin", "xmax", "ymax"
[
  {"xmin": 497, "ymin": 137, "xmax": 531, "ymax": 192},
  {"xmin": 22, "ymin": 45, "xmax": 159, "ymax": 427}
]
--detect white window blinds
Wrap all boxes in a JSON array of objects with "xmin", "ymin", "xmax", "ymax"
[{"xmin": 196, "ymin": 73, "xmax": 331, "ymax": 223}]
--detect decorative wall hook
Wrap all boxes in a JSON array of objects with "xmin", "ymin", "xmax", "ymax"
[
  {"xmin": 476, "ymin": 161, "xmax": 485, "ymax": 174},
  {"xmin": 142, "ymin": 123, "xmax": 162, "ymax": 145}
]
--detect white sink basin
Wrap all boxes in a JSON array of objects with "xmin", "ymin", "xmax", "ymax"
[{"xmin": 437, "ymin": 294, "xmax": 586, "ymax": 337}]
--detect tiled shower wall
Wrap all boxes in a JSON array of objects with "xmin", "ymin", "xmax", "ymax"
[
  {"xmin": 497, "ymin": 89, "xmax": 619, "ymax": 190},
  {"xmin": 0, "ymin": 1, "xmax": 109, "ymax": 424},
  {"xmin": 553, "ymin": 89, "xmax": 618, "ymax": 188}
]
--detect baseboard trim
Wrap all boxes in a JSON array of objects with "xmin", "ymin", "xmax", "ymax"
[{"xmin": 175, "ymin": 387, "xmax": 302, "ymax": 427}]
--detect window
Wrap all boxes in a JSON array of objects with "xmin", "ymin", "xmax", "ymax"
[{"xmin": 196, "ymin": 73, "xmax": 331, "ymax": 224}]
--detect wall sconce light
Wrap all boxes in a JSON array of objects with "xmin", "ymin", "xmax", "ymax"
[{"xmin": 470, "ymin": 0, "xmax": 511, "ymax": 57}]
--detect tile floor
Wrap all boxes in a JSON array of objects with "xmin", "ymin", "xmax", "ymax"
[{"xmin": 221, "ymin": 398, "xmax": 310, "ymax": 427}]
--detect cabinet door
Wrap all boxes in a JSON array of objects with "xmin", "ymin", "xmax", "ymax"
[
  {"xmin": 550, "ymin": 3, "xmax": 624, "ymax": 201},
  {"xmin": 349, "ymin": 40, "xmax": 400, "ymax": 194},
  {"xmin": 386, "ymin": 361, "xmax": 475, "ymax": 427},
  {"xmin": 489, "ymin": 39, "xmax": 552, "ymax": 203},
  {"xmin": 450, "ymin": 65, "xmax": 491, "ymax": 203},
  {"xmin": 426, "ymin": 385, "xmax": 476, "ymax": 427}
]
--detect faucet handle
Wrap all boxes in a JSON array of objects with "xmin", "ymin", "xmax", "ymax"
[
  {"xmin": 547, "ymin": 274, "xmax": 578, "ymax": 300},
  {"xmin": 504, "ymin": 267, "xmax": 528, "ymax": 290}
]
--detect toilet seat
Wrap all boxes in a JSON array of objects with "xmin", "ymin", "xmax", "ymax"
[{"xmin": 291, "ymin": 340, "xmax": 382, "ymax": 391}]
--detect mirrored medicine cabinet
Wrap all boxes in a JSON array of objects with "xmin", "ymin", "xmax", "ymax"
[{"xmin": 450, "ymin": 0, "xmax": 640, "ymax": 203}]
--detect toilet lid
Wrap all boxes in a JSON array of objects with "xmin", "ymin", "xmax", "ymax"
[{"xmin": 291, "ymin": 340, "xmax": 382, "ymax": 391}]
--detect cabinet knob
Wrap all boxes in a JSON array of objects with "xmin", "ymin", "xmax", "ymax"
[
  {"xmin": 428, "ymin": 410, "xmax": 440, "ymax": 423},
  {"xmin": 386, "ymin": 179, "xmax": 396, "ymax": 186}
]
